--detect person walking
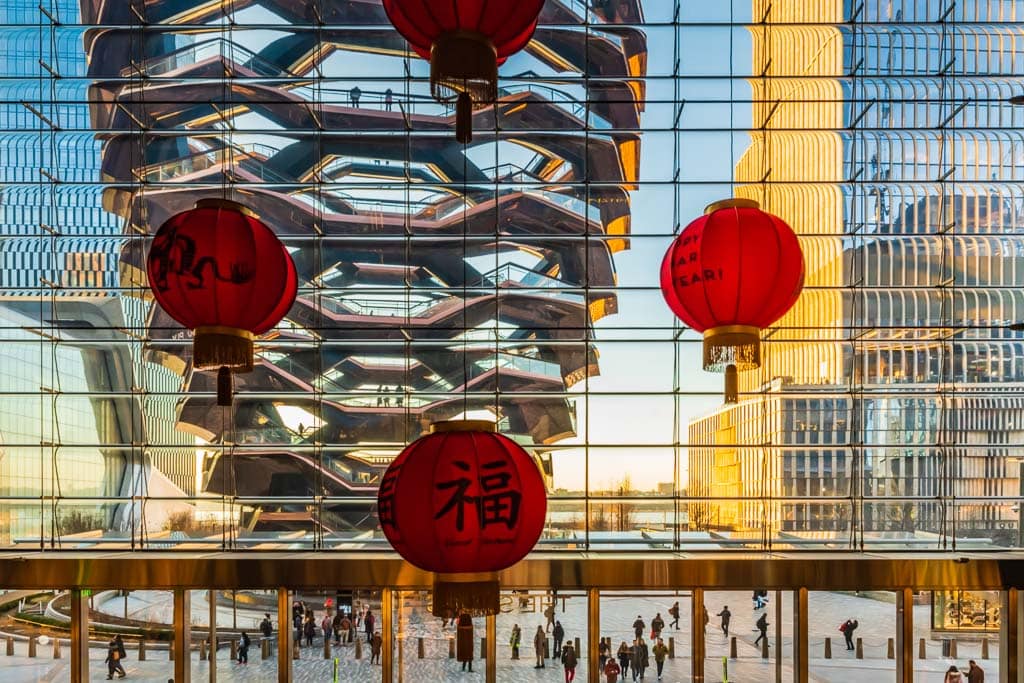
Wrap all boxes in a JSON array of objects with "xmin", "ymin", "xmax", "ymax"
[
  {"xmin": 604, "ymin": 655, "xmax": 622, "ymax": 683},
  {"xmin": 632, "ymin": 615, "xmax": 645, "ymax": 640},
  {"xmin": 260, "ymin": 613, "xmax": 274, "ymax": 640},
  {"xmin": 331, "ymin": 610, "xmax": 343, "ymax": 644},
  {"xmin": 113, "ymin": 635, "xmax": 127, "ymax": 677},
  {"xmin": 651, "ymin": 612, "xmax": 665, "ymax": 639},
  {"xmin": 717, "ymin": 606, "xmax": 732, "ymax": 636},
  {"xmin": 364, "ymin": 608, "xmax": 375, "ymax": 642},
  {"xmin": 630, "ymin": 637, "xmax": 649, "ymax": 681},
  {"xmin": 371, "ymin": 631, "xmax": 383, "ymax": 664},
  {"xmin": 237, "ymin": 631, "xmax": 250, "ymax": 664},
  {"xmin": 509, "ymin": 624, "xmax": 521, "ymax": 660},
  {"xmin": 384, "ymin": 88, "xmax": 394, "ymax": 112},
  {"xmin": 668, "ymin": 601, "xmax": 680, "ymax": 629},
  {"xmin": 562, "ymin": 642, "xmax": 578, "ymax": 682},
  {"xmin": 105, "ymin": 637, "xmax": 124, "ymax": 679},
  {"xmin": 599, "ymin": 638, "xmax": 610, "ymax": 668},
  {"xmin": 293, "ymin": 604, "xmax": 303, "ymax": 644},
  {"xmin": 339, "ymin": 613, "xmax": 352, "ymax": 644},
  {"xmin": 752, "ymin": 590, "xmax": 762, "ymax": 610},
  {"xmin": 945, "ymin": 665, "xmax": 964, "ymax": 682},
  {"xmin": 303, "ymin": 612, "xmax": 316, "ymax": 647},
  {"xmin": 350, "ymin": 86, "xmax": 362, "ymax": 107},
  {"xmin": 552, "ymin": 620, "xmax": 565, "ymax": 658},
  {"xmin": 652, "ymin": 637, "xmax": 668, "ymax": 680},
  {"xmin": 457, "ymin": 613, "xmax": 475, "ymax": 672},
  {"xmin": 321, "ymin": 612, "xmax": 332, "ymax": 643},
  {"xmin": 545, "ymin": 603, "xmax": 556, "ymax": 632},
  {"xmin": 617, "ymin": 641, "xmax": 631, "ymax": 680},
  {"xmin": 967, "ymin": 660, "xmax": 985, "ymax": 682},
  {"xmin": 754, "ymin": 612, "xmax": 769, "ymax": 649},
  {"xmin": 841, "ymin": 618, "xmax": 858, "ymax": 651},
  {"xmin": 534, "ymin": 625, "xmax": 546, "ymax": 668}
]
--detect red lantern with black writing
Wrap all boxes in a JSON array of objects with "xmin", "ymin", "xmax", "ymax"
[
  {"xmin": 377, "ymin": 420, "xmax": 547, "ymax": 616},
  {"xmin": 146, "ymin": 198, "xmax": 297, "ymax": 405},
  {"xmin": 660, "ymin": 198, "xmax": 804, "ymax": 403},
  {"xmin": 382, "ymin": 0, "xmax": 544, "ymax": 143}
]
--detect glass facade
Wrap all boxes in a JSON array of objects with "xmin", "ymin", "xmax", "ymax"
[{"xmin": 2, "ymin": 0, "xmax": 1024, "ymax": 559}]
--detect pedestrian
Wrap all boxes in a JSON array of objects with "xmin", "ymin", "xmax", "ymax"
[
  {"xmin": 617, "ymin": 640, "xmax": 631, "ymax": 679},
  {"xmin": 545, "ymin": 603, "xmax": 556, "ymax": 632},
  {"xmin": 717, "ymin": 606, "xmax": 732, "ymax": 637},
  {"xmin": 562, "ymin": 642, "xmax": 578, "ymax": 682},
  {"xmin": 945, "ymin": 665, "xmax": 964, "ymax": 682},
  {"xmin": 668, "ymin": 601, "xmax": 680, "ymax": 629},
  {"xmin": 332, "ymin": 610, "xmax": 343, "ymax": 644},
  {"xmin": 754, "ymin": 612, "xmax": 769, "ymax": 649},
  {"xmin": 457, "ymin": 612, "xmax": 475, "ymax": 672},
  {"xmin": 967, "ymin": 660, "xmax": 985, "ymax": 682},
  {"xmin": 599, "ymin": 637, "xmax": 610, "ymax": 668},
  {"xmin": 840, "ymin": 618, "xmax": 858, "ymax": 651},
  {"xmin": 632, "ymin": 614, "xmax": 645, "ymax": 640},
  {"xmin": 442, "ymin": 609, "xmax": 454, "ymax": 629},
  {"xmin": 509, "ymin": 624, "xmax": 521, "ymax": 660},
  {"xmin": 652, "ymin": 637, "xmax": 668, "ymax": 680},
  {"xmin": 371, "ymin": 631, "xmax": 383, "ymax": 664},
  {"xmin": 651, "ymin": 612, "xmax": 664, "ymax": 639},
  {"xmin": 604, "ymin": 655, "xmax": 622, "ymax": 683},
  {"xmin": 534, "ymin": 625, "xmax": 546, "ymax": 668},
  {"xmin": 303, "ymin": 612, "xmax": 316, "ymax": 647},
  {"xmin": 630, "ymin": 637, "xmax": 648, "ymax": 681},
  {"xmin": 384, "ymin": 88, "xmax": 394, "ymax": 111},
  {"xmin": 321, "ymin": 612, "xmax": 332, "ymax": 643},
  {"xmin": 339, "ymin": 613, "xmax": 352, "ymax": 644},
  {"xmin": 237, "ymin": 631, "xmax": 250, "ymax": 664},
  {"xmin": 350, "ymin": 86, "xmax": 361, "ymax": 107},
  {"xmin": 364, "ymin": 608, "xmax": 375, "ymax": 642},
  {"xmin": 293, "ymin": 604, "xmax": 303, "ymax": 644},
  {"xmin": 752, "ymin": 590, "xmax": 761, "ymax": 609},
  {"xmin": 105, "ymin": 637, "xmax": 124, "ymax": 679},
  {"xmin": 552, "ymin": 620, "xmax": 565, "ymax": 658},
  {"xmin": 113, "ymin": 634, "xmax": 127, "ymax": 676},
  {"xmin": 260, "ymin": 613, "xmax": 274, "ymax": 640}
]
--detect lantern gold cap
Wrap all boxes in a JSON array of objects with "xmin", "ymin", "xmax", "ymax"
[
  {"xmin": 195, "ymin": 198, "xmax": 259, "ymax": 220},
  {"xmin": 704, "ymin": 197, "xmax": 760, "ymax": 215},
  {"xmin": 430, "ymin": 419, "xmax": 498, "ymax": 434}
]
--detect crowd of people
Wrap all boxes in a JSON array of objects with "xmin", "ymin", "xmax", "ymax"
[
  {"xmin": 290, "ymin": 599, "xmax": 383, "ymax": 664},
  {"xmin": 946, "ymin": 660, "xmax": 986, "ymax": 681}
]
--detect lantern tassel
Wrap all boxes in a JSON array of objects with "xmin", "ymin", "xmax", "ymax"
[
  {"xmin": 724, "ymin": 364, "xmax": 738, "ymax": 404},
  {"xmin": 432, "ymin": 579, "xmax": 499, "ymax": 617},
  {"xmin": 217, "ymin": 366, "xmax": 233, "ymax": 407},
  {"xmin": 456, "ymin": 92, "xmax": 473, "ymax": 144}
]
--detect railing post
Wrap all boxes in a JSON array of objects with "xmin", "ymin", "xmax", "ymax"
[
  {"xmin": 381, "ymin": 589, "xmax": 394, "ymax": 683},
  {"xmin": 70, "ymin": 589, "xmax": 89, "ymax": 683},
  {"xmin": 485, "ymin": 611, "xmax": 496, "ymax": 683},
  {"xmin": 793, "ymin": 588, "xmax": 808, "ymax": 683},
  {"xmin": 588, "ymin": 589, "xmax": 600, "ymax": 683},
  {"xmin": 896, "ymin": 588, "xmax": 913, "ymax": 682},
  {"xmin": 209, "ymin": 589, "xmax": 218, "ymax": 683},
  {"xmin": 691, "ymin": 589, "xmax": 705, "ymax": 682},
  {"xmin": 173, "ymin": 588, "xmax": 191, "ymax": 683},
  {"xmin": 1002, "ymin": 588, "xmax": 1021, "ymax": 683},
  {"xmin": 277, "ymin": 589, "xmax": 293, "ymax": 683}
]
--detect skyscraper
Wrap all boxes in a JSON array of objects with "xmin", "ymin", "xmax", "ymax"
[{"xmin": 688, "ymin": 0, "xmax": 1024, "ymax": 546}]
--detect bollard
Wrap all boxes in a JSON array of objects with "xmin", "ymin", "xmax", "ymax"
[
  {"xmin": 293, "ymin": 640, "xmax": 300, "ymax": 660},
  {"xmin": 982, "ymin": 638, "xmax": 990, "ymax": 659},
  {"xmin": 855, "ymin": 637, "xmax": 863, "ymax": 659},
  {"xmin": 761, "ymin": 635, "xmax": 769, "ymax": 659},
  {"xmin": 324, "ymin": 637, "xmax": 332, "ymax": 660},
  {"xmin": 544, "ymin": 637, "xmax": 550, "ymax": 660},
  {"xmin": 919, "ymin": 637, "xmax": 926, "ymax": 660},
  {"xmin": 27, "ymin": 637, "xmax": 36, "ymax": 658},
  {"xmin": 230, "ymin": 639, "xmax": 237, "ymax": 661},
  {"xmin": 169, "ymin": 641, "xmax": 174, "ymax": 661},
  {"xmin": 52, "ymin": 638, "xmax": 61, "ymax": 659},
  {"xmin": 418, "ymin": 637, "xmax": 425, "ymax": 659},
  {"xmin": 355, "ymin": 636, "xmax": 363, "ymax": 660},
  {"xmin": 668, "ymin": 636, "xmax": 675, "ymax": 659},
  {"xmin": 824, "ymin": 637, "xmax": 831, "ymax": 659},
  {"xmin": 950, "ymin": 639, "xmax": 958, "ymax": 659},
  {"xmin": 887, "ymin": 637, "xmax": 895, "ymax": 659},
  {"xmin": 199, "ymin": 638, "xmax": 207, "ymax": 661},
  {"xmin": 729, "ymin": 636, "xmax": 737, "ymax": 659},
  {"xmin": 481, "ymin": 637, "xmax": 487, "ymax": 659},
  {"xmin": 139, "ymin": 639, "xmax": 146, "ymax": 661},
  {"xmin": 575, "ymin": 637, "xmax": 581, "ymax": 658},
  {"xmin": 5, "ymin": 636, "xmax": 13, "ymax": 656},
  {"xmin": 262, "ymin": 639, "xmax": 270, "ymax": 660},
  {"xmin": 449, "ymin": 638, "xmax": 456, "ymax": 658}
]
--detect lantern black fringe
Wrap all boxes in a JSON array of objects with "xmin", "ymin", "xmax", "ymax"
[
  {"xmin": 431, "ymin": 579, "xmax": 500, "ymax": 617},
  {"xmin": 702, "ymin": 326, "xmax": 761, "ymax": 373},
  {"xmin": 194, "ymin": 329, "xmax": 254, "ymax": 372}
]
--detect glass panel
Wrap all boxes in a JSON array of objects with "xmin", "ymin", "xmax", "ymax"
[
  {"xmin": 85, "ymin": 590, "xmax": 175, "ymax": 680},
  {"xmin": 702, "ymin": 590, "xmax": 793, "ymax": 682},
  {"xmin": 600, "ymin": 591, "xmax": 688, "ymax": 682},
  {"xmin": 809, "ymin": 591, "xmax": 895, "ymax": 683},
  {"xmin": 394, "ymin": 590, "xmax": 483, "ymax": 681}
]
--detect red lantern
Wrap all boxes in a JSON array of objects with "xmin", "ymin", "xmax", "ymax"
[
  {"xmin": 382, "ymin": 0, "xmax": 545, "ymax": 143},
  {"xmin": 146, "ymin": 198, "xmax": 298, "ymax": 405},
  {"xmin": 377, "ymin": 420, "xmax": 547, "ymax": 616},
  {"xmin": 660, "ymin": 198, "xmax": 804, "ymax": 403}
]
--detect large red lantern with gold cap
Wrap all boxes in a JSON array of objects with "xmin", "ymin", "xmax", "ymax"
[
  {"xmin": 146, "ymin": 199, "xmax": 297, "ymax": 405},
  {"xmin": 382, "ymin": 0, "xmax": 545, "ymax": 143},
  {"xmin": 660, "ymin": 198, "xmax": 804, "ymax": 403},
  {"xmin": 377, "ymin": 420, "xmax": 547, "ymax": 616}
]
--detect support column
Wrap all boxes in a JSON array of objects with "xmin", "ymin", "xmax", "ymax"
[
  {"xmin": 277, "ymin": 589, "xmax": 293, "ymax": 683},
  {"xmin": 896, "ymin": 588, "xmax": 913, "ymax": 682},
  {"xmin": 1002, "ymin": 589, "xmax": 1019, "ymax": 683},
  {"xmin": 173, "ymin": 589, "xmax": 191, "ymax": 683},
  {"xmin": 209, "ymin": 589, "xmax": 218, "ymax": 683},
  {"xmin": 588, "ymin": 589, "xmax": 600, "ymax": 683},
  {"xmin": 485, "ymin": 612, "xmax": 496, "ymax": 683},
  {"xmin": 793, "ymin": 588, "xmax": 808, "ymax": 683},
  {"xmin": 691, "ymin": 589, "xmax": 705, "ymax": 683},
  {"xmin": 382, "ymin": 589, "xmax": 394, "ymax": 683},
  {"xmin": 70, "ymin": 589, "xmax": 89, "ymax": 683},
  {"xmin": 774, "ymin": 590, "xmax": 782, "ymax": 682}
]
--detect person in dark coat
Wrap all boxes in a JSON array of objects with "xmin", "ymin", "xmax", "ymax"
[
  {"xmin": 509, "ymin": 624, "xmax": 521, "ymax": 660},
  {"xmin": 533, "ymin": 625, "xmax": 546, "ymax": 668},
  {"xmin": 104, "ymin": 637, "xmax": 124, "ymax": 679},
  {"xmin": 617, "ymin": 641, "xmax": 631, "ymax": 679},
  {"xmin": 303, "ymin": 613, "xmax": 316, "ymax": 647},
  {"xmin": 562, "ymin": 642, "xmax": 578, "ymax": 682},
  {"xmin": 364, "ymin": 609, "xmax": 375, "ymax": 642},
  {"xmin": 632, "ymin": 615, "xmax": 645, "ymax": 640},
  {"xmin": 967, "ymin": 660, "xmax": 985, "ymax": 682},
  {"xmin": 237, "ymin": 631, "xmax": 250, "ymax": 664},
  {"xmin": 754, "ymin": 612, "xmax": 769, "ymax": 648},
  {"xmin": 651, "ymin": 613, "xmax": 665, "ymax": 639},
  {"xmin": 717, "ymin": 606, "xmax": 732, "ymax": 636},
  {"xmin": 668, "ymin": 601, "xmax": 680, "ymax": 629},
  {"xmin": 630, "ymin": 637, "xmax": 648, "ymax": 681},
  {"xmin": 260, "ymin": 613, "xmax": 274, "ymax": 640},
  {"xmin": 552, "ymin": 620, "xmax": 565, "ymax": 658},
  {"xmin": 370, "ymin": 631, "xmax": 383, "ymax": 664},
  {"xmin": 841, "ymin": 618, "xmax": 858, "ymax": 650},
  {"xmin": 113, "ymin": 635, "xmax": 127, "ymax": 677},
  {"xmin": 456, "ymin": 613, "xmax": 475, "ymax": 671}
]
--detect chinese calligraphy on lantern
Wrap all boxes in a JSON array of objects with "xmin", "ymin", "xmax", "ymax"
[{"xmin": 435, "ymin": 459, "xmax": 522, "ymax": 532}]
